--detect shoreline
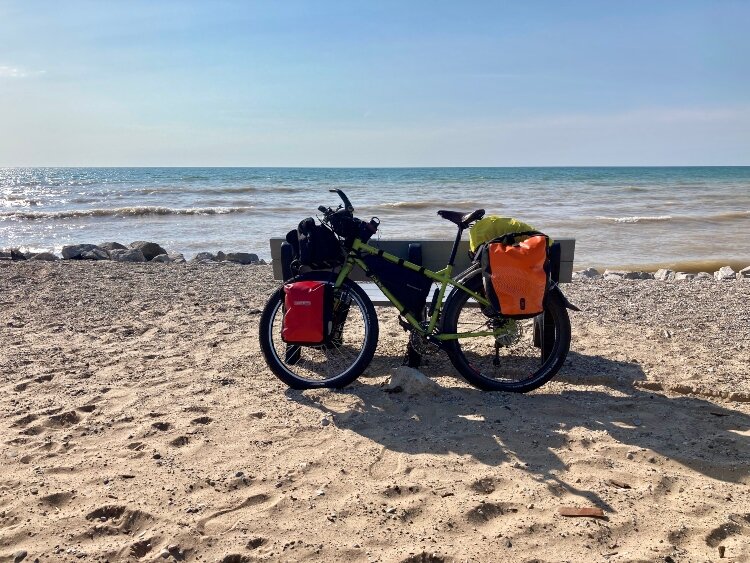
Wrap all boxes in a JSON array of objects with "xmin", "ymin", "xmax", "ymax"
[{"xmin": 3, "ymin": 242, "xmax": 749, "ymax": 279}]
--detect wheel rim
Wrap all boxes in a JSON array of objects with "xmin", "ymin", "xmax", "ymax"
[
  {"xmin": 267, "ymin": 286, "xmax": 371, "ymax": 384},
  {"xmin": 453, "ymin": 299, "xmax": 559, "ymax": 386}
]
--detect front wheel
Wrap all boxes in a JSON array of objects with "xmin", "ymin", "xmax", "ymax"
[
  {"xmin": 442, "ymin": 270, "xmax": 571, "ymax": 392},
  {"xmin": 259, "ymin": 272, "xmax": 379, "ymax": 389}
]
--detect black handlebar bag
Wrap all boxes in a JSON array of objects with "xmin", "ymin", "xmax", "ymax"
[{"xmin": 287, "ymin": 218, "xmax": 344, "ymax": 269}]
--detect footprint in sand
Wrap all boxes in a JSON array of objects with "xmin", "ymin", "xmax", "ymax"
[
  {"xmin": 21, "ymin": 425, "xmax": 45, "ymax": 436},
  {"xmin": 191, "ymin": 416, "xmax": 212, "ymax": 425},
  {"xmin": 219, "ymin": 555, "xmax": 251, "ymax": 563},
  {"xmin": 466, "ymin": 502, "xmax": 518, "ymax": 524},
  {"xmin": 46, "ymin": 410, "xmax": 80, "ymax": 428},
  {"xmin": 196, "ymin": 493, "xmax": 274, "ymax": 535},
  {"xmin": 400, "ymin": 553, "xmax": 452, "ymax": 563},
  {"xmin": 705, "ymin": 513, "xmax": 750, "ymax": 548},
  {"xmin": 127, "ymin": 537, "xmax": 157, "ymax": 559},
  {"xmin": 151, "ymin": 421, "xmax": 172, "ymax": 431},
  {"xmin": 170, "ymin": 435, "xmax": 190, "ymax": 447},
  {"xmin": 470, "ymin": 477, "xmax": 496, "ymax": 495},
  {"xmin": 85, "ymin": 505, "xmax": 154, "ymax": 534},
  {"xmin": 40, "ymin": 491, "xmax": 73, "ymax": 507},
  {"xmin": 11, "ymin": 413, "xmax": 38, "ymax": 427},
  {"xmin": 368, "ymin": 447, "xmax": 407, "ymax": 480}
]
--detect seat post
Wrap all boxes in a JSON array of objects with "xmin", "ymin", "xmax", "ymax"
[{"xmin": 447, "ymin": 227, "xmax": 463, "ymax": 267}]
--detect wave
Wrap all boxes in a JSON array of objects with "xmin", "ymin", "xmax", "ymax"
[
  {"xmin": 1, "ymin": 197, "xmax": 42, "ymax": 207},
  {"xmin": 0, "ymin": 206, "xmax": 256, "ymax": 220},
  {"xmin": 708, "ymin": 210, "xmax": 750, "ymax": 221},
  {"xmin": 597, "ymin": 215, "xmax": 673, "ymax": 223},
  {"xmin": 131, "ymin": 185, "xmax": 261, "ymax": 196},
  {"xmin": 597, "ymin": 210, "xmax": 749, "ymax": 225}
]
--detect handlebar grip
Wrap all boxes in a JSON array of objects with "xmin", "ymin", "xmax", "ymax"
[{"xmin": 318, "ymin": 206, "xmax": 328, "ymax": 214}]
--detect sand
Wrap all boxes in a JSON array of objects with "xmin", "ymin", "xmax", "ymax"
[{"xmin": 1, "ymin": 261, "xmax": 749, "ymax": 563}]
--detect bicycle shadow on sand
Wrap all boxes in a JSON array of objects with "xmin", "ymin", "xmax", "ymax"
[{"xmin": 286, "ymin": 351, "xmax": 750, "ymax": 510}]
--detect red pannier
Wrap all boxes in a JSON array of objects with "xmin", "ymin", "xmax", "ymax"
[
  {"xmin": 479, "ymin": 231, "xmax": 550, "ymax": 318},
  {"xmin": 282, "ymin": 281, "xmax": 333, "ymax": 345}
]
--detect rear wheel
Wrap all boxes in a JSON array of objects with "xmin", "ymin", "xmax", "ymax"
[
  {"xmin": 259, "ymin": 272, "xmax": 379, "ymax": 389},
  {"xmin": 442, "ymin": 270, "xmax": 570, "ymax": 392}
]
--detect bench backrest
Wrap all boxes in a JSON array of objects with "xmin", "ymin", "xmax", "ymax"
[{"xmin": 270, "ymin": 237, "xmax": 575, "ymax": 283}]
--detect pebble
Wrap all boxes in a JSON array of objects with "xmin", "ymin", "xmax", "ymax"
[
  {"xmin": 316, "ymin": 489, "xmax": 326, "ymax": 496},
  {"xmin": 321, "ymin": 417, "xmax": 330, "ymax": 427},
  {"xmin": 13, "ymin": 550, "xmax": 27, "ymax": 563}
]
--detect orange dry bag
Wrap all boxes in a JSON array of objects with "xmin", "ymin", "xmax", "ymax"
[{"xmin": 479, "ymin": 231, "xmax": 550, "ymax": 318}]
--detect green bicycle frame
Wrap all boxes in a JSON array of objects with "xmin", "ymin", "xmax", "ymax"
[{"xmin": 332, "ymin": 238, "xmax": 499, "ymax": 341}]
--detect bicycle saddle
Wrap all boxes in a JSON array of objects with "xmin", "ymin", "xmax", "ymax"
[{"xmin": 437, "ymin": 208, "xmax": 485, "ymax": 229}]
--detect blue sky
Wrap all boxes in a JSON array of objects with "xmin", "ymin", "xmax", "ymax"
[{"xmin": 1, "ymin": 0, "xmax": 748, "ymax": 166}]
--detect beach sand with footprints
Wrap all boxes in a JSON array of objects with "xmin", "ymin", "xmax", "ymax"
[{"xmin": 1, "ymin": 261, "xmax": 749, "ymax": 562}]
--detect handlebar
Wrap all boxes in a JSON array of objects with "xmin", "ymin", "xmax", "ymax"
[
  {"xmin": 329, "ymin": 189, "xmax": 354, "ymax": 213},
  {"xmin": 316, "ymin": 189, "xmax": 379, "ymax": 243}
]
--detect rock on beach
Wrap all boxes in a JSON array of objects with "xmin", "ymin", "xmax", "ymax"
[
  {"xmin": 61, "ymin": 244, "xmax": 100, "ymax": 259},
  {"xmin": 109, "ymin": 248, "xmax": 146, "ymax": 262},
  {"xmin": 129, "ymin": 241, "xmax": 167, "ymax": 261}
]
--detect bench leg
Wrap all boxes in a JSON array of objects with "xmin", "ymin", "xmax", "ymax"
[{"xmin": 405, "ymin": 342, "xmax": 422, "ymax": 368}]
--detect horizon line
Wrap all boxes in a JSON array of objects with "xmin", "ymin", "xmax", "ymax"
[{"xmin": 2, "ymin": 164, "xmax": 750, "ymax": 169}]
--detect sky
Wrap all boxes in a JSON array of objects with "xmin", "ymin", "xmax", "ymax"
[{"xmin": 1, "ymin": 0, "xmax": 748, "ymax": 166}]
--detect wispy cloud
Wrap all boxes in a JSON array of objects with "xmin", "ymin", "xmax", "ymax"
[{"xmin": 0, "ymin": 65, "xmax": 44, "ymax": 78}]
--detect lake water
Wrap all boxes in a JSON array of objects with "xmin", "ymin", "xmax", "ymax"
[{"xmin": 1, "ymin": 167, "xmax": 749, "ymax": 271}]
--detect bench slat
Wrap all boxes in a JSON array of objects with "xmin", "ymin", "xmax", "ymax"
[{"xmin": 270, "ymin": 237, "xmax": 575, "ymax": 284}]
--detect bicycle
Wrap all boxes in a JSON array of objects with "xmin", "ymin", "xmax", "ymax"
[{"xmin": 259, "ymin": 190, "xmax": 578, "ymax": 392}]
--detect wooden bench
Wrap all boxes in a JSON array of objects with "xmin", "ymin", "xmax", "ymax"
[{"xmin": 269, "ymin": 237, "xmax": 575, "ymax": 305}]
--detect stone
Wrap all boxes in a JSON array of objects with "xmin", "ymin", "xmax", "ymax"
[
  {"xmin": 62, "ymin": 244, "xmax": 100, "ymax": 259},
  {"xmin": 98, "ymin": 242, "xmax": 127, "ymax": 252},
  {"xmin": 654, "ymin": 268, "xmax": 675, "ymax": 281},
  {"xmin": 168, "ymin": 252, "xmax": 186, "ymax": 264},
  {"xmin": 80, "ymin": 248, "xmax": 110, "ymax": 260},
  {"xmin": 695, "ymin": 272, "xmax": 713, "ymax": 279},
  {"xmin": 572, "ymin": 267, "xmax": 600, "ymax": 280},
  {"xmin": 383, "ymin": 366, "xmax": 442, "ymax": 396},
  {"xmin": 192, "ymin": 252, "xmax": 217, "ymax": 262},
  {"xmin": 738, "ymin": 266, "xmax": 750, "ymax": 278},
  {"xmin": 674, "ymin": 272, "xmax": 695, "ymax": 281},
  {"xmin": 29, "ymin": 252, "xmax": 59, "ymax": 261},
  {"xmin": 129, "ymin": 241, "xmax": 167, "ymax": 261},
  {"xmin": 109, "ymin": 249, "xmax": 146, "ymax": 263},
  {"xmin": 223, "ymin": 252, "xmax": 259, "ymax": 265},
  {"xmin": 714, "ymin": 266, "xmax": 736, "ymax": 281},
  {"xmin": 623, "ymin": 271, "xmax": 654, "ymax": 280},
  {"xmin": 603, "ymin": 270, "xmax": 627, "ymax": 280},
  {"xmin": 216, "ymin": 251, "xmax": 227, "ymax": 261},
  {"xmin": 150, "ymin": 254, "xmax": 172, "ymax": 263},
  {"xmin": 13, "ymin": 550, "xmax": 27, "ymax": 563}
]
